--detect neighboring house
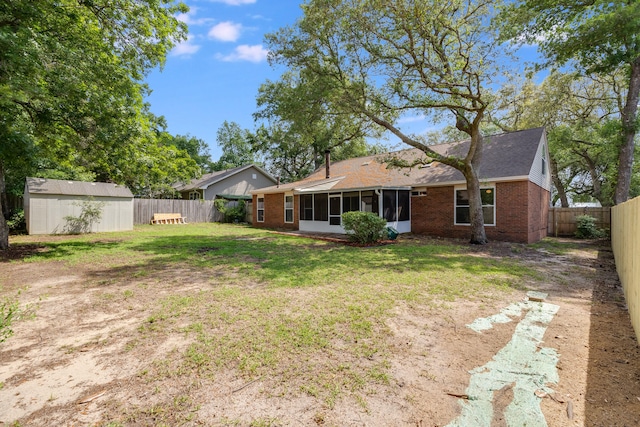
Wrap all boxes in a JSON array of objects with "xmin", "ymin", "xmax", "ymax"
[
  {"xmin": 251, "ymin": 127, "xmax": 551, "ymax": 243},
  {"xmin": 24, "ymin": 178, "xmax": 134, "ymax": 235},
  {"xmin": 174, "ymin": 164, "xmax": 277, "ymax": 201}
]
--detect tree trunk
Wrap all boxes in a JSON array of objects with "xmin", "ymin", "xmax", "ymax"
[
  {"xmin": 0, "ymin": 162, "xmax": 9, "ymax": 250},
  {"xmin": 614, "ymin": 58, "xmax": 640, "ymax": 205},
  {"xmin": 464, "ymin": 165, "xmax": 488, "ymax": 245},
  {"xmin": 464, "ymin": 127, "xmax": 488, "ymax": 245},
  {"xmin": 549, "ymin": 156, "xmax": 569, "ymax": 207}
]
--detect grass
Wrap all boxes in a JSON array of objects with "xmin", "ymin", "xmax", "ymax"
[{"xmin": 6, "ymin": 223, "xmax": 545, "ymax": 423}]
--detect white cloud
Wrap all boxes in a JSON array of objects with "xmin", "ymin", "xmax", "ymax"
[
  {"xmin": 398, "ymin": 114, "xmax": 427, "ymax": 124},
  {"xmin": 171, "ymin": 36, "xmax": 201, "ymax": 57},
  {"xmin": 209, "ymin": 0, "xmax": 256, "ymax": 5},
  {"xmin": 176, "ymin": 8, "xmax": 215, "ymax": 26},
  {"xmin": 208, "ymin": 21, "xmax": 243, "ymax": 42},
  {"xmin": 217, "ymin": 44, "xmax": 269, "ymax": 63}
]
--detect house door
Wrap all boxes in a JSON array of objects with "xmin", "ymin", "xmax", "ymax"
[{"xmin": 329, "ymin": 194, "xmax": 341, "ymax": 225}]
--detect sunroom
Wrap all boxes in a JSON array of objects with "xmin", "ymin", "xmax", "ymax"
[{"xmin": 296, "ymin": 187, "xmax": 412, "ymax": 234}]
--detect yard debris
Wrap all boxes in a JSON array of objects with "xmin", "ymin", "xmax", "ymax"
[
  {"xmin": 527, "ymin": 291, "xmax": 548, "ymax": 302},
  {"xmin": 232, "ymin": 376, "xmax": 263, "ymax": 394},
  {"xmin": 534, "ymin": 389, "xmax": 566, "ymax": 404},
  {"xmin": 446, "ymin": 392, "xmax": 470, "ymax": 399},
  {"xmin": 567, "ymin": 400, "xmax": 574, "ymax": 419},
  {"xmin": 78, "ymin": 390, "xmax": 105, "ymax": 404}
]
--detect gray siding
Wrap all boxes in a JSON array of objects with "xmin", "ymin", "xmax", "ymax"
[
  {"xmin": 528, "ymin": 134, "xmax": 552, "ymax": 191},
  {"xmin": 203, "ymin": 167, "xmax": 275, "ymax": 200},
  {"xmin": 26, "ymin": 194, "xmax": 133, "ymax": 235}
]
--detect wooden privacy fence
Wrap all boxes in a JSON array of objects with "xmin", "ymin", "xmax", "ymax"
[
  {"xmin": 134, "ymin": 199, "xmax": 253, "ymax": 225},
  {"xmin": 548, "ymin": 207, "xmax": 611, "ymax": 236},
  {"xmin": 134, "ymin": 199, "xmax": 222, "ymax": 225},
  {"xmin": 611, "ymin": 197, "xmax": 640, "ymax": 343}
]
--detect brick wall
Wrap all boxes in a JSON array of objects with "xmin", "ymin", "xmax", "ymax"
[
  {"xmin": 528, "ymin": 182, "xmax": 550, "ymax": 242},
  {"xmin": 411, "ymin": 181, "xmax": 549, "ymax": 243},
  {"xmin": 252, "ymin": 193, "xmax": 298, "ymax": 230},
  {"xmin": 255, "ymin": 181, "xmax": 550, "ymax": 243}
]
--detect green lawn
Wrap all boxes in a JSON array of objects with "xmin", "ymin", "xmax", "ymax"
[{"xmin": 6, "ymin": 223, "xmax": 541, "ymax": 424}]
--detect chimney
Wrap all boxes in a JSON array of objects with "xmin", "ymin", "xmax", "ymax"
[
  {"xmin": 325, "ymin": 149, "xmax": 331, "ymax": 179},
  {"xmin": 276, "ymin": 176, "xmax": 280, "ymax": 188}
]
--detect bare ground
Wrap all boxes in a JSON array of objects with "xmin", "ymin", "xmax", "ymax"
[{"xmin": 0, "ymin": 235, "xmax": 639, "ymax": 426}]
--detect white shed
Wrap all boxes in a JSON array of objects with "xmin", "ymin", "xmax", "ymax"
[{"xmin": 24, "ymin": 177, "xmax": 134, "ymax": 235}]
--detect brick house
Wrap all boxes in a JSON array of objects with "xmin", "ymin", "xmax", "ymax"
[{"xmin": 251, "ymin": 128, "xmax": 551, "ymax": 243}]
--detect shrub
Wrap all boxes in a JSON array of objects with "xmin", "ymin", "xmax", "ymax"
[
  {"xmin": 575, "ymin": 215, "xmax": 606, "ymax": 239},
  {"xmin": 63, "ymin": 198, "xmax": 105, "ymax": 234},
  {"xmin": 7, "ymin": 209, "xmax": 26, "ymax": 234},
  {"xmin": 341, "ymin": 211, "xmax": 388, "ymax": 244},
  {"xmin": 0, "ymin": 296, "xmax": 20, "ymax": 344},
  {"xmin": 214, "ymin": 199, "xmax": 247, "ymax": 223}
]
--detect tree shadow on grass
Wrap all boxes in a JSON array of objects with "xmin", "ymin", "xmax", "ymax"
[{"xmin": 0, "ymin": 240, "xmax": 123, "ymax": 262}]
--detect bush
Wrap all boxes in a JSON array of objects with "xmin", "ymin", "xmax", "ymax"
[
  {"xmin": 214, "ymin": 199, "xmax": 247, "ymax": 223},
  {"xmin": 341, "ymin": 211, "xmax": 388, "ymax": 244},
  {"xmin": 0, "ymin": 295, "xmax": 20, "ymax": 344},
  {"xmin": 575, "ymin": 215, "xmax": 606, "ymax": 239},
  {"xmin": 7, "ymin": 209, "xmax": 26, "ymax": 234},
  {"xmin": 63, "ymin": 198, "xmax": 106, "ymax": 234}
]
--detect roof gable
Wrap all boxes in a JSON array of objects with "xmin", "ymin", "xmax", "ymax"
[
  {"xmin": 26, "ymin": 178, "xmax": 133, "ymax": 198},
  {"xmin": 175, "ymin": 164, "xmax": 277, "ymax": 192}
]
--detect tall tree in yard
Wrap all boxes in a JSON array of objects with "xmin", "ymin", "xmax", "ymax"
[
  {"xmin": 0, "ymin": 0, "xmax": 189, "ymax": 249},
  {"xmin": 498, "ymin": 0, "xmax": 640, "ymax": 205},
  {"xmin": 490, "ymin": 72, "xmax": 626, "ymax": 207},
  {"xmin": 254, "ymin": 69, "xmax": 383, "ymax": 182},
  {"xmin": 266, "ymin": 0, "xmax": 510, "ymax": 244}
]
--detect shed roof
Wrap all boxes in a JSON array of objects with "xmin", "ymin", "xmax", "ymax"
[
  {"xmin": 26, "ymin": 178, "xmax": 134, "ymax": 198},
  {"xmin": 254, "ymin": 128, "xmax": 545, "ymax": 194},
  {"xmin": 175, "ymin": 164, "xmax": 277, "ymax": 192}
]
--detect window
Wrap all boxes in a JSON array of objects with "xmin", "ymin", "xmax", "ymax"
[
  {"xmin": 329, "ymin": 194, "xmax": 341, "ymax": 225},
  {"xmin": 314, "ymin": 193, "xmax": 328, "ymax": 221},
  {"xmin": 257, "ymin": 197, "xmax": 265, "ymax": 222},
  {"xmin": 252, "ymin": 173, "xmax": 257, "ymax": 180},
  {"xmin": 383, "ymin": 190, "xmax": 397, "ymax": 221},
  {"xmin": 361, "ymin": 190, "xmax": 379, "ymax": 214},
  {"xmin": 284, "ymin": 194, "xmax": 294, "ymax": 223},
  {"xmin": 455, "ymin": 187, "xmax": 495, "ymax": 225},
  {"xmin": 300, "ymin": 194, "xmax": 313, "ymax": 220},
  {"xmin": 189, "ymin": 191, "xmax": 201, "ymax": 200},
  {"xmin": 343, "ymin": 192, "xmax": 360, "ymax": 213},
  {"xmin": 382, "ymin": 190, "xmax": 410, "ymax": 221},
  {"xmin": 541, "ymin": 145, "xmax": 547, "ymax": 176}
]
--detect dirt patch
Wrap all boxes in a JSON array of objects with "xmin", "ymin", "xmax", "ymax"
[{"xmin": 0, "ymin": 236, "xmax": 639, "ymax": 426}]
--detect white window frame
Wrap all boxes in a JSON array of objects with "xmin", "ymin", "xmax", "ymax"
[
  {"xmin": 284, "ymin": 193, "xmax": 294, "ymax": 223},
  {"xmin": 454, "ymin": 185, "xmax": 496, "ymax": 226},
  {"xmin": 541, "ymin": 145, "xmax": 547, "ymax": 176},
  {"xmin": 257, "ymin": 195, "xmax": 265, "ymax": 223}
]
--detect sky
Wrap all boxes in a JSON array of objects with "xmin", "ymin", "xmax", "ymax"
[
  {"xmin": 145, "ymin": 0, "xmax": 304, "ymax": 160},
  {"xmin": 145, "ymin": 0, "xmax": 542, "ymax": 161}
]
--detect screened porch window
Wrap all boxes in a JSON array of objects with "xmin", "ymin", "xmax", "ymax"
[
  {"xmin": 382, "ymin": 190, "xmax": 410, "ymax": 221},
  {"xmin": 300, "ymin": 194, "xmax": 313, "ymax": 220},
  {"xmin": 360, "ymin": 190, "xmax": 379, "ymax": 213}
]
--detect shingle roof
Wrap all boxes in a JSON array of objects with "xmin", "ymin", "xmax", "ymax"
[
  {"xmin": 26, "ymin": 178, "xmax": 133, "ymax": 198},
  {"xmin": 254, "ymin": 128, "xmax": 545, "ymax": 194},
  {"xmin": 175, "ymin": 164, "xmax": 277, "ymax": 192}
]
